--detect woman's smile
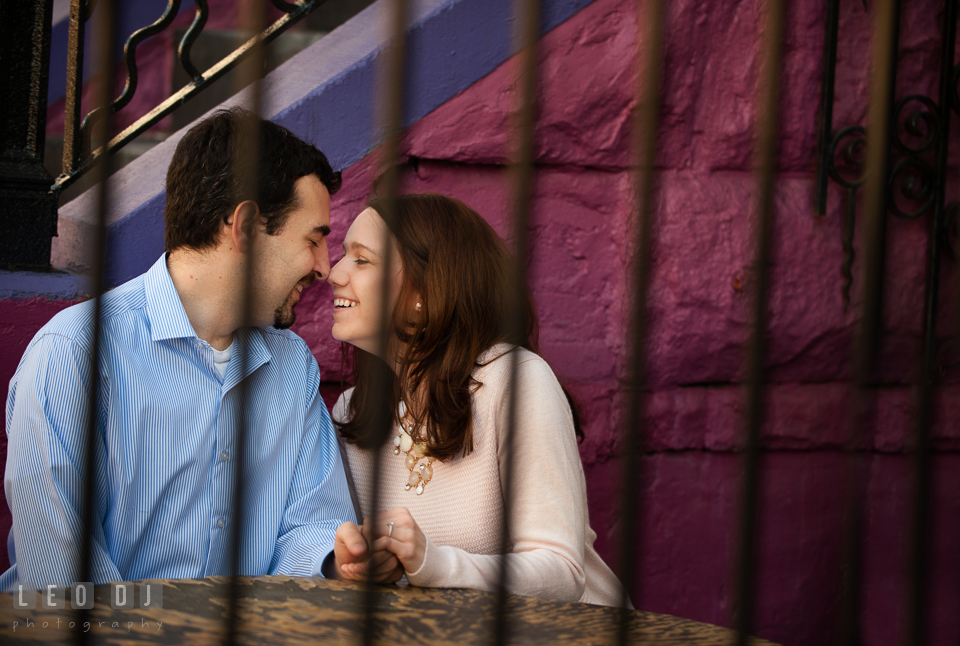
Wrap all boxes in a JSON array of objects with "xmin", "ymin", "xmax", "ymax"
[{"xmin": 333, "ymin": 297, "xmax": 359, "ymax": 309}]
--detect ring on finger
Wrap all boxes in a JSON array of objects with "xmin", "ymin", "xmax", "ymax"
[{"xmin": 387, "ymin": 521, "xmax": 394, "ymax": 538}]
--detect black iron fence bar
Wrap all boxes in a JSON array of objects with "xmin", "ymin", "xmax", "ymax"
[
  {"xmin": 834, "ymin": 400, "xmax": 872, "ymax": 646},
  {"xmin": 361, "ymin": 0, "xmax": 409, "ymax": 642},
  {"xmin": 835, "ymin": 1, "xmax": 901, "ymax": 643},
  {"xmin": 76, "ymin": 1, "xmax": 117, "ymax": 644},
  {"xmin": 54, "ymin": 0, "xmax": 329, "ymax": 195},
  {"xmin": 954, "ymin": 24, "xmax": 960, "ymax": 529},
  {"xmin": 614, "ymin": 0, "xmax": 665, "ymax": 642},
  {"xmin": 0, "ymin": 0, "xmax": 59, "ymax": 269},
  {"xmin": 814, "ymin": 0, "xmax": 840, "ymax": 217},
  {"xmin": 225, "ymin": 4, "xmax": 269, "ymax": 646},
  {"xmin": 733, "ymin": 1, "xmax": 784, "ymax": 644},
  {"xmin": 904, "ymin": 1, "xmax": 957, "ymax": 643},
  {"xmin": 490, "ymin": 0, "xmax": 540, "ymax": 643},
  {"xmin": 61, "ymin": 0, "xmax": 89, "ymax": 182}
]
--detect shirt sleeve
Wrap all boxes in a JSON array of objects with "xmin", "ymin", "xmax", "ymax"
[
  {"xmin": 404, "ymin": 355, "xmax": 587, "ymax": 602},
  {"xmin": 269, "ymin": 377, "xmax": 356, "ymax": 577},
  {"xmin": 4, "ymin": 333, "xmax": 123, "ymax": 589}
]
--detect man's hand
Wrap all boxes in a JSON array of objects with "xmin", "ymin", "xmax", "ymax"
[
  {"xmin": 333, "ymin": 521, "xmax": 368, "ymax": 579},
  {"xmin": 333, "ymin": 521, "xmax": 404, "ymax": 583}
]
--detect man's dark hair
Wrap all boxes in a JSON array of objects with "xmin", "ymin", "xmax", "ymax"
[{"xmin": 164, "ymin": 107, "xmax": 342, "ymax": 251}]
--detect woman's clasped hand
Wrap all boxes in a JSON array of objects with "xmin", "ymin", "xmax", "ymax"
[{"xmin": 334, "ymin": 508, "xmax": 427, "ymax": 582}]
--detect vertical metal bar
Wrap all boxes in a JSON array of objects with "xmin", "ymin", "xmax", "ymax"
[
  {"xmin": 75, "ymin": 0, "xmax": 116, "ymax": 644},
  {"xmin": 491, "ymin": 0, "xmax": 540, "ymax": 643},
  {"xmin": 904, "ymin": 1, "xmax": 956, "ymax": 643},
  {"xmin": 835, "ymin": 312, "xmax": 876, "ymax": 646},
  {"xmin": 732, "ymin": 1, "xmax": 784, "ymax": 644},
  {"xmin": 63, "ymin": 0, "xmax": 88, "ymax": 179},
  {"xmin": 362, "ymin": 0, "xmax": 408, "ymax": 644},
  {"xmin": 614, "ymin": 0, "xmax": 664, "ymax": 641},
  {"xmin": 225, "ymin": 3, "xmax": 267, "ymax": 645},
  {"xmin": 835, "ymin": 1, "xmax": 900, "ymax": 643},
  {"xmin": 814, "ymin": 0, "xmax": 840, "ymax": 216}
]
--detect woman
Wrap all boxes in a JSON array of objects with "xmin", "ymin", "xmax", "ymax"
[{"xmin": 328, "ymin": 193, "xmax": 626, "ymax": 606}]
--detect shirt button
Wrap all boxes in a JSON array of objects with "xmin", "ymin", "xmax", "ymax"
[
  {"xmin": 221, "ymin": 451, "xmax": 229, "ymax": 461},
  {"xmin": 217, "ymin": 519, "xmax": 225, "ymax": 528}
]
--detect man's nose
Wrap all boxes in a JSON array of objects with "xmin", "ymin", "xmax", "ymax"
[{"xmin": 314, "ymin": 240, "xmax": 331, "ymax": 280}]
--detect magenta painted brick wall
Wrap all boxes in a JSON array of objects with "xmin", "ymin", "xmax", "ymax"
[{"xmin": 286, "ymin": 0, "xmax": 960, "ymax": 644}]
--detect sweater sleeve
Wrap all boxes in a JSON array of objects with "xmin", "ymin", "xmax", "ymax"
[{"xmin": 405, "ymin": 354, "xmax": 587, "ymax": 602}]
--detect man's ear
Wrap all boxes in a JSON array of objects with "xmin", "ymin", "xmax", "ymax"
[{"xmin": 225, "ymin": 201, "xmax": 260, "ymax": 254}]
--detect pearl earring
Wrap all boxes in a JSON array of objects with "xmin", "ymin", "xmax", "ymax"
[{"xmin": 415, "ymin": 302, "xmax": 422, "ymax": 311}]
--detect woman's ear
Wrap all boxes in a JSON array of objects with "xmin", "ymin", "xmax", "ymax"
[{"xmin": 226, "ymin": 201, "xmax": 260, "ymax": 254}]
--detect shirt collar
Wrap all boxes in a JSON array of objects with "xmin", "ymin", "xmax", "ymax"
[
  {"xmin": 144, "ymin": 254, "xmax": 273, "ymax": 384},
  {"xmin": 222, "ymin": 328, "xmax": 273, "ymax": 393},
  {"xmin": 144, "ymin": 254, "xmax": 198, "ymax": 342}
]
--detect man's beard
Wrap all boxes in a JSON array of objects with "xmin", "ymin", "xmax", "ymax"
[
  {"xmin": 273, "ymin": 292, "xmax": 297, "ymax": 329},
  {"xmin": 273, "ymin": 274, "xmax": 315, "ymax": 329}
]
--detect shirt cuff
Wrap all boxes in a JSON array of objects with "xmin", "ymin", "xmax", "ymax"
[{"xmin": 319, "ymin": 550, "xmax": 336, "ymax": 579}]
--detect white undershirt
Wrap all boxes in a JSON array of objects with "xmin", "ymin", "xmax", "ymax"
[{"xmin": 212, "ymin": 341, "xmax": 234, "ymax": 379}]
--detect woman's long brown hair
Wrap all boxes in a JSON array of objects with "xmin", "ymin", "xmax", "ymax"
[{"xmin": 335, "ymin": 193, "xmax": 583, "ymax": 460}]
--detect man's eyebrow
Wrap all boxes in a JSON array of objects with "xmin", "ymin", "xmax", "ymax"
[
  {"xmin": 341, "ymin": 241, "xmax": 380, "ymax": 257},
  {"xmin": 311, "ymin": 225, "xmax": 331, "ymax": 237}
]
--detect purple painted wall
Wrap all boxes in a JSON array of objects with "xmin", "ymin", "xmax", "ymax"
[{"xmin": 1, "ymin": 0, "xmax": 958, "ymax": 644}]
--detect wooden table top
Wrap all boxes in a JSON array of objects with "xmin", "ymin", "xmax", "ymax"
[{"xmin": 2, "ymin": 576, "xmax": 779, "ymax": 645}]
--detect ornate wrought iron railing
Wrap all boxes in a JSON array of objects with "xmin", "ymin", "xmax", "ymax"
[
  {"xmin": 815, "ymin": 0, "xmax": 958, "ymax": 310},
  {"xmin": 0, "ymin": 0, "xmax": 327, "ymax": 268},
  {"xmin": 58, "ymin": 0, "xmax": 328, "ymax": 193}
]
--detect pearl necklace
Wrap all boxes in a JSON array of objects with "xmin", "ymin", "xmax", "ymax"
[{"xmin": 393, "ymin": 400, "xmax": 435, "ymax": 495}]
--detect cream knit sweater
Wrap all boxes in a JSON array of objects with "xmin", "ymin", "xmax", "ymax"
[{"xmin": 334, "ymin": 345, "xmax": 627, "ymax": 606}]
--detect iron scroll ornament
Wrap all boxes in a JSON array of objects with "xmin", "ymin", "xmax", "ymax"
[
  {"xmin": 814, "ymin": 0, "xmax": 958, "ymax": 310},
  {"xmin": 53, "ymin": 0, "xmax": 329, "ymax": 194},
  {"xmin": 79, "ymin": 0, "xmax": 184, "ymax": 153},
  {"xmin": 825, "ymin": 126, "xmax": 867, "ymax": 310},
  {"xmin": 178, "ymin": 0, "xmax": 210, "ymax": 83},
  {"xmin": 888, "ymin": 95, "xmax": 939, "ymax": 220},
  {"xmin": 816, "ymin": 94, "xmax": 952, "ymax": 309},
  {"xmin": 80, "ymin": 0, "xmax": 309, "ymax": 147}
]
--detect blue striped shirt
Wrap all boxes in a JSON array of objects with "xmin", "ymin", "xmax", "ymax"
[{"xmin": 2, "ymin": 255, "xmax": 355, "ymax": 589}]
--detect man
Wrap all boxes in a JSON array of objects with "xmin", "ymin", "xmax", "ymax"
[{"xmin": 2, "ymin": 108, "xmax": 382, "ymax": 588}]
